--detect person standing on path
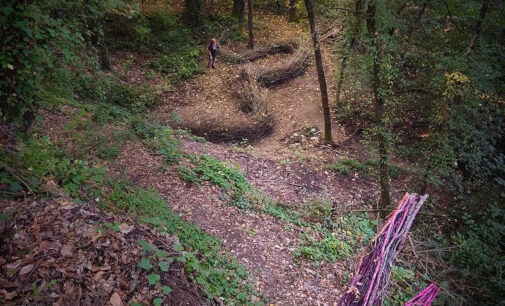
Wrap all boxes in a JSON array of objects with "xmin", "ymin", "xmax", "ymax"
[{"xmin": 207, "ymin": 38, "xmax": 217, "ymax": 69}]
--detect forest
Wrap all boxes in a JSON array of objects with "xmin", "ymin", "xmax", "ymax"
[{"xmin": 0, "ymin": 0, "xmax": 504, "ymax": 304}]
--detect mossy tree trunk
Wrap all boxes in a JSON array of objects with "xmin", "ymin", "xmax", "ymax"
[{"xmin": 304, "ymin": 0, "xmax": 332, "ymax": 142}]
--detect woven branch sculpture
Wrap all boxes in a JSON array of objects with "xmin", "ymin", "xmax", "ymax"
[
  {"xmin": 404, "ymin": 283, "xmax": 440, "ymax": 306},
  {"xmin": 338, "ymin": 193, "xmax": 429, "ymax": 306}
]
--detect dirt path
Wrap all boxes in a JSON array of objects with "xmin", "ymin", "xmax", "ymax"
[{"xmin": 107, "ymin": 139, "xmax": 354, "ymax": 305}]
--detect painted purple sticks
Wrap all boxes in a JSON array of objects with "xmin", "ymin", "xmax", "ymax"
[{"xmin": 338, "ymin": 193, "xmax": 429, "ymax": 306}]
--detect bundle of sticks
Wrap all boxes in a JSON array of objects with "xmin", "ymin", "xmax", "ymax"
[
  {"xmin": 338, "ymin": 193, "xmax": 429, "ymax": 305},
  {"xmin": 405, "ymin": 283, "xmax": 440, "ymax": 306}
]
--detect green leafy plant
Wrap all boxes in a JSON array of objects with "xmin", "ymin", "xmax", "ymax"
[
  {"xmin": 139, "ymin": 258, "xmax": 153, "ymax": 270},
  {"xmin": 328, "ymin": 159, "xmax": 402, "ymax": 180},
  {"xmin": 177, "ymin": 155, "xmax": 253, "ymax": 208},
  {"xmin": 148, "ymin": 273, "xmax": 160, "ymax": 285},
  {"xmin": 294, "ymin": 233, "xmax": 352, "ymax": 263}
]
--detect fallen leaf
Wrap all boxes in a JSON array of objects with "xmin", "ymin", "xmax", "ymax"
[
  {"xmin": 119, "ymin": 223, "xmax": 133, "ymax": 234},
  {"xmin": 110, "ymin": 292, "xmax": 123, "ymax": 306},
  {"xmin": 1, "ymin": 289, "xmax": 16, "ymax": 300},
  {"xmin": 94, "ymin": 271, "xmax": 105, "ymax": 280},
  {"xmin": 91, "ymin": 231, "xmax": 103, "ymax": 242},
  {"xmin": 61, "ymin": 244, "xmax": 73, "ymax": 257},
  {"xmin": 19, "ymin": 264, "xmax": 34, "ymax": 276}
]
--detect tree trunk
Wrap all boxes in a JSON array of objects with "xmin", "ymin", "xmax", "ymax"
[
  {"xmin": 232, "ymin": 0, "xmax": 241, "ymax": 17},
  {"xmin": 366, "ymin": 0, "xmax": 391, "ymax": 210},
  {"xmin": 304, "ymin": 0, "xmax": 332, "ymax": 142},
  {"xmin": 184, "ymin": 0, "xmax": 204, "ymax": 26},
  {"xmin": 465, "ymin": 0, "xmax": 489, "ymax": 58},
  {"xmin": 406, "ymin": 0, "xmax": 429, "ymax": 44},
  {"xmin": 233, "ymin": 0, "xmax": 245, "ymax": 28},
  {"xmin": 288, "ymin": 0, "xmax": 298, "ymax": 22},
  {"xmin": 248, "ymin": 0, "xmax": 254, "ymax": 48},
  {"xmin": 275, "ymin": 0, "xmax": 283, "ymax": 15},
  {"xmin": 96, "ymin": 21, "xmax": 111, "ymax": 71},
  {"xmin": 336, "ymin": 0, "xmax": 363, "ymax": 105}
]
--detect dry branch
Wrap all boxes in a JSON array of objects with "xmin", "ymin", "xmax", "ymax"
[
  {"xmin": 405, "ymin": 283, "xmax": 440, "ymax": 306},
  {"xmin": 179, "ymin": 114, "xmax": 273, "ymax": 143},
  {"xmin": 220, "ymin": 40, "xmax": 299, "ymax": 64},
  {"xmin": 236, "ymin": 68, "xmax": 268, "ymax": 115},
  {"xmin": 338, "ymin": 193, "xmax": 429, "ymax": 305},
  {"xmin": 256, "ymin": 46, "xmax": 310, "ymax": 88}
]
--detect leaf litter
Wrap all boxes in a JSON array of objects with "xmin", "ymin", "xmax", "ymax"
[{"xmin": 0, "ymin": 198, "xmax": 203, "ymax": 305}]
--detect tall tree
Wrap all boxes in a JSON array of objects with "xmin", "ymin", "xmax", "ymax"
[
  {"xmin": 183, "ymin": 0, "xmax": 204, "ymax": 25},
  {"xmin": 232, "ymin": 0, "xmax": 245, "ymax": 28},
  {"xmin": 304, "ymin": 0, "xmax": 332, "ymax": 142},
  {"xmin": 247, "ymin": 0, "xmax": 254, "ymax": 48},
  {"xmin": 465, "ymin": 0, "xmax": 489, "ymax": 58},
  {"xmin": 288, "ymin": 0, "xmax": 298, "ymax": 22},
  {"xmin": 365, "ymin": 0, "xmax": 391, "ymax": 209},
  {"xmin": 336, "ymin": 0, "xmax": 363, "ymax": 105}
]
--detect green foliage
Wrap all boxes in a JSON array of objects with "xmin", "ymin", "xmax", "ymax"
[
  {"xmin": 105, "ymin": 11, "xmax": 202, "ymax": 83},
  {"xmin": 294, "ymin": 233, "xmax": 352, "ymax": 263},
  {"xmin": 0, "ymin": 0, "xmax": 136, "ymax": 127},
  {"xmin": 139, "ymin": 258, "xmax": 153, "ymax": 270},
  {"xmin": 443, "ymin": 204, "xmax": 505, "ymax": 304},
  {"xmin": 145, "ymin": 127, "xmax": 180, "ymax": 164},
  {"xmin": 73, "ymin": 73, "xmax": 159, "ymax": 116},
  {"xmin": 178, "ymin": 155, "xmax": 253, "ymax": 208},
  {"xmin": 148, "ymin": 273, "xmax": 161, "ymax": 285},
  {"xmin": 140, "ymin": 207, "xmax": 262, "ymax": 304},
  {"xmin": 162, "ymin": 286, "xmax": 172, "ymax": 294},
  {"xmin": 293, "ymin": 210, "xmax": 377, "ymax": 264},
  {"xmin": 0, "ymin": 137, "xmax": 104, "ymax": 199},
  {"xmin": 301, "ymin": 198, "xmax": 333, "ymax": 224},
  {"xmin": 328, "ymin": 159, "xmax": 402, "ymax": 180},
  {"xmin": 150, "ymin": 51, "xmax": 202, "ymax": 83},
  {"xmin": 158, "ymin": 261, "xmax": 169, "ymax": 272},
  {"xmin": 384, "ymin": 266, "xmax": 427, "ymax": 306}
]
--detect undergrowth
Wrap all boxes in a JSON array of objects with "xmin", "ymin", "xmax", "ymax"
[
  {"xmin": 177, "ymin": 155, "xmax": 253, "ymax": 208},
  {"xmin": 105, "ymin": 11, "xmax": 202, "ymax": 83},
  {"xmin": 0, "ymin": 138, "xmax": 263, "ymax": 305},
  {"xmin": 329, "ymin": 158, "xmax": 403, "ymax": 180}
]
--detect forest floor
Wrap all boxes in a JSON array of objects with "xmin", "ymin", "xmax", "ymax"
[{"xmin": 36, "ymin": 13, "xmax": 418, "ymax": 305}]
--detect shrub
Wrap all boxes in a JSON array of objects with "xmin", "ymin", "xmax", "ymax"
[
  {"xmin": 0, "ymin": 137, "xmax": 104, "ymax": 200},
  {"xmin": 294, "ymin": 233, "xmax": 352, "ymax": 263},
  {"xmin": 329, "ymin": 158, "xmax": 403, "ymax": 180},
  {"xmin": 73, "ymin": 74, "xmax": 159, "ymax": 116},
  {"xmin": 145, "ymin": 127, "xmax": 180, "ymax": 164},
  {"xmin": 445, "ymin": 204, "xmax": 505, "ymax": 304},
  {"xmin": 105, "ymin": 11, "xmax": 202, "ymax": 83},
  {"xmin": 178, "ymin": 155, "xmax": 253, "ymax": 208}
]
